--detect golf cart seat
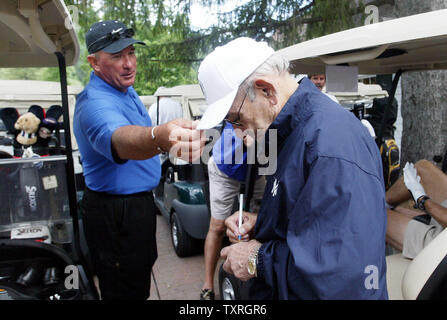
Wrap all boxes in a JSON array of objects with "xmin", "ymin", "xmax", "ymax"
[{"xmin": 386, "ymin": 228, "xmax": 447, "ymax": 299}]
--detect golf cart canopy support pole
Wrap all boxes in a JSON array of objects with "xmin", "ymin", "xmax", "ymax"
[
  {"xmin": 55, "ymin": 51, "xmax": 99, "ymax": 300},
  {"xmin": 376, "ymin": 69, "xmax": 403, "ymax": 147},
  {"xmin": 55, "ymin": 51, "xmax": 78, "ymax": 238}
]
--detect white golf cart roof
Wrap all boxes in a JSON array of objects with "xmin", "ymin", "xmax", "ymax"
[
  {"xmin": 334, "ymin": 82, "xmax": 388, "ymax": 104},
  {"xmin": 139, "ymin": 95, "xmax": 156, "ymax": 109},
  {"xmin": 0, "ymin": 79, "xmax": 82, "ymax": 112},
  {"xmin": 153, "ymin": 84, "xmax": 207, "ymax": 120},
  {"xmin": 278, "ymin": 9, "xmax": 447, "ymax": 75},
  {"xmin": 0, "ymin": 0, "xmax": 80, "ymax": 67},
  {"xmin": 154, "ymin": 84, "xmax": 204, "ymax": 98}
]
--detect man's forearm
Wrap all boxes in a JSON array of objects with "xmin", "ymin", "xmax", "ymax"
[
  {"xmin": 111, "ymin": 119, "xmax": 203, "ymax": 163},
  {"xmin": 111, "ymin": 125, "xmax": 161, "ymax": 160},
  {"xmin": 426, "ymin": 200, "xmax": 447, "ymax": 228}
]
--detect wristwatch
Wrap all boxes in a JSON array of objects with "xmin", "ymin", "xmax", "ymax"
[
  {"xmin": 417, "ymin": 195, "xmax": 431, "ymax": 212},
  {"xmin": 247, "ymin": 245, "xmax": 261, "ymax": 277}
]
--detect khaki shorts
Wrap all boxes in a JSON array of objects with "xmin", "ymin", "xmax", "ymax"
[
  {"xmin": 402, "ymin": 200, "xmax": 446, "ymax": 259},
  {"xmin": 208, "ymin": 156, "xmax": 266, "ymax": 220}
]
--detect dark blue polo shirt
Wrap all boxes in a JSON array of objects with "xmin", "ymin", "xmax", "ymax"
[
  {"xmin": 73, "ymin": 72, "xmax": 160, "ymax": 195},
  {"xmin": 251, "ymin": 78, "xmax": 388, "ymax": 299}
]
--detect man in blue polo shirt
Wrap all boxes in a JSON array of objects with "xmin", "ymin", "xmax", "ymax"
[
  {"xmin": 74, "ymin": 20, "xmax": 203, "ymax": 300},
  {"xmin": 197, "ymin": 38, "xmax": 388, "ymax": 299}
]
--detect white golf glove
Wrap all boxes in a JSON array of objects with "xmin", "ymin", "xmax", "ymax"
[{"xmin": 403, "ymin": 162, "xmax": 426, "ymax": 202}]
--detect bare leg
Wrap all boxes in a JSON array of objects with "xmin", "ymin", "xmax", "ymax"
[
  {"xmin": 386, "ymin": 208, "xmax": 413, "ymax": 251},
  {"xmin": 386, "ymin": 175, "xmax": 411, "ymax": 207},
  {"xmin": 393, "ymin": 206, "xmax": 423, "ymax": 219},
  {"xmin": 202, "ymin": 217, "xmax": 226, "ymax": 292}
]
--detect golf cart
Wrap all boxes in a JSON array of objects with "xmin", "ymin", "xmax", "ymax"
[
  {"xmin": 139, "ymin": 94, "xmax": 156, "ymax": 111},
  {"xmin": 0, "ymin": 0, "xmax": 96, "ymax": 300},
  {"xmin": 151, "ymin": 84, "xmax": 213, "ymax": 257},
  {"xmin": 219, "ymin": 8, "xmax": 447, "ymax": 300}
]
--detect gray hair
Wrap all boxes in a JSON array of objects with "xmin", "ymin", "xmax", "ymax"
[
  {"xmin": 240, "ymin": 53, "xmax": 290, "ymax": 101},
  {"xmin": 87, "ymin": 52, "xmax": 101, "ymax": 61}
]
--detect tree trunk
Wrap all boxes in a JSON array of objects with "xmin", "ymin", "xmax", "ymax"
[
  {"xmin": 389, "ymin": 0, "xmax": 447, "ymax": 167},
  {"xmin": 400, "ymin": 71, "xmax": 447, "ymax": 164}
]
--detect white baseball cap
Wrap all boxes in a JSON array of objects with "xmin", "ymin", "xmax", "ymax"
[{"xmin": 197, "ymin": 37, "xmax": 275, "ymax": 130}]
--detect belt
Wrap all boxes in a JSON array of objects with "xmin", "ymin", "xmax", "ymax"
[{"xmin": 84, "ymin": 186, "xmax": 152, "ymax": 199}]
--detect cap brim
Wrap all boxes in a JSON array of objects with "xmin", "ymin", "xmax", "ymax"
[
  {"xmin": 103, "ymin": 38, "xmax": 146, "ymax": 54},
  {"xmin": 196, "ymin": 88, "xmax": 238, "ymax": 130}
]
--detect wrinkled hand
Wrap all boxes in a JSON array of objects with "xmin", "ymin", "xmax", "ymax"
[
  {"xmin": 225, "ymin": 210, "xmax": 257, "ymax": 243},
  {"xmin": 403, "ymin": 162, "xmax": 426, "ymax": 202},
  {"xmin": 157, "ymin": 119, "xmax": 205, "ymax": 163},
  {"xmin": 220, "ymin": 239, "xmax": 261, "ymax": 281}
]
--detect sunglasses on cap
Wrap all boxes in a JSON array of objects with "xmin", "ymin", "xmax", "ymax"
[{"xmin": 87, "ymin": 28, "xmax": 135, "ymax": 53}]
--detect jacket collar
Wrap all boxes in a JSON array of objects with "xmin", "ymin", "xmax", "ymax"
[{"xmin": 268, "ymin": 77, "xmax": 319, "ymax": 147}]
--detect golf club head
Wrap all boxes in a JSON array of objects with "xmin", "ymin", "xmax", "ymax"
[
  {"xmin": 0, "ymin": 108, "xmax": 20, "ymax": 135},
  {"xmin": 16, "ymin": 266, "xmax": 42, "ymax": 287},
  {"xmin": 28, "ymin": 105, "xmax": 45, "ymax": 121},
  {"xmin": 46, "ymin": 105, "xmax": 62, "ymax": 121},
  {"xmin": 43, "ymin": 267, "xmax": 61, "ymax": 286}
]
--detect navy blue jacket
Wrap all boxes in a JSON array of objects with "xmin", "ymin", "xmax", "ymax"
[{"xmin": 252, "ymin": 78, "xmax": 388, "ymax": 299}]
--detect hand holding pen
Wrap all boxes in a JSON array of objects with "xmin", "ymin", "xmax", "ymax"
[{"xmin": 225, "ymin": 208, "xmax": 258, "ymax": 244}]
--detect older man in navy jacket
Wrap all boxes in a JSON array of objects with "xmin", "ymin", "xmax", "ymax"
[{"xmin": 197, "ymin": 37, "xmax": 388, "ymax": 300}]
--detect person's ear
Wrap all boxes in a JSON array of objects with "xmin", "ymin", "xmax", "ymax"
[
  {"xmin": 87, "ymin": 54, "xmax": 100, "ymax": 72},
  {"xmin": 253, "ymin": 79, "xmax": 277, "ymax": 105}
]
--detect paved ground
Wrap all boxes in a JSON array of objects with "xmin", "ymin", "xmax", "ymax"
[{"xmin": 149, "ymin": 214, "xmax": 221, "ymax": 300}]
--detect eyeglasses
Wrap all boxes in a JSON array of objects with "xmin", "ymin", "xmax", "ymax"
[
  {"xmin": 224, "ymin": 89, "xmax": 248, "ymax": 127},
  {"xmin": 88, "ymin": 28, "xmax": 135, "ymax": 53}
]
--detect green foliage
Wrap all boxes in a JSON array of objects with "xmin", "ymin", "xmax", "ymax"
[
  {"xmin": 0, "ymin": 66, "xmax": 83, "ymax": 86},
  {"xmin": 306, "ymin": 0, "xmax": 364, "ymax": 39},
  {"xmin": 193, "ymin": 0, "xmax": 361, "ymax": 49},
  {"xmin": 190, "ymin": 0, "xmax": 315, "ymax": 49},
  {"xmin": 133, "ymin": 16, "xmax": 199, "ymax": 95},
  {"xmin": 0, "ymin": 0, "xmax": 362, "ymax": 94},
  {"xmin": 67, "ymin": 0, "xmax": 200, "ymax": 95}
]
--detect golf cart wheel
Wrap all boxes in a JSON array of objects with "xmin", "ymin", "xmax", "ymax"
[
  {"xmin": 170, "ymin": 211, "xmax": 195, "ymax": 257},
  {"xmin": 218, "ymin": 263, "xmax": 241, "ymax": 300}
]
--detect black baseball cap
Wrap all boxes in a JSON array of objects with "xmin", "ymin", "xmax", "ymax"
[{"xmin": 86, "ymin": 20, "xmax": 146, "ymax": 54}]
